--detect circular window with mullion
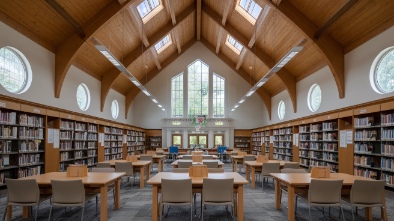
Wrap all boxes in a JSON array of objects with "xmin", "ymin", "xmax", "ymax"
[
  {"xmin": 307, "ymin": 84, "xmax": 321, "ymax": 112},
  {"xmin": 278, "ymin": 100, "xmax": 285, "ymax": 120},
  {"xmin": 76, "ymin": 83, "xmax": 90, "ymax": 111},
  {"xmin": 370, "ymin": 46, "xmax": 394, "ymax": 94}
]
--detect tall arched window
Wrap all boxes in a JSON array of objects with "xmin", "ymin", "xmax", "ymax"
[
  {"xmin": 171, "ymin": 73, "xmax": 183, "ymax": 117},
  {"xmin": 188, "ymin": 60, "xmax": 209, "ymax": 116},
  {"xmin": 213, "ymin": 73, "xmax": 225, "ymax": 118}
]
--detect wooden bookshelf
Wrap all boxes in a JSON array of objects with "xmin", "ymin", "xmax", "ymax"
[
  {"xmin": 146, "ymin": 129, "xmax": 162, "ymax": 151},
  {"xmin": 234, "ymin": 130, "xmax": 251, "ymax": 153},
  {"xmin": 251, "ymin": 130, "xmax": 263, "ymax": 155}
]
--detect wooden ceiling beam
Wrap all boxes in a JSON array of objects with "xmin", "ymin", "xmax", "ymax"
[
  {"xmin": 128, "ymin": 5, "xmax": 150, "ymax": 47},
  {"xmin": 163, "ymin": 0, "xmax": 176, "ymax": 25},
  {"xmin": 222, "ymin": 0, "xmax": 235, "ymax": 26},
  {"xmin": 272, "ymin": 0, "xmax": 282, "ymax": 6},
  {"xmin": 125, "ymin": 39, "xmax": 196, "ymax": 118},
  {"xmin": 196, "ymin": 0, "xmax": 201, "ymax": 40},
  {"xmin": 172, "ymin": 29, "xmax": 182, "ymax": 54},
  {"xmin": 45, "ymin": 0, "xmax": 85, "ymax": 38},
  {"xmin": 266, "ymin": 0, "xmax": 345, "ymax": 98},
  {"xmin": 200, "ymin": 38, "xmax": 272, "ymax": 119},
  {"xmin": 314, "ymin": 0, "xmax": 359, "ymax": 39},
  {"xmin": 216, "ymin": 27, "xmax": 224, "ymax": 54},
  {"xmin": 236, "ymin": 48, "xmax": 247, "ymax": 70},
  {"xmin": 150, "ymin": 47, "xmax": 162, "ymax": 70},
  {"xmin": 248, "ymin": 5, "xmax": 271, "ymax": 48},
  {"xmin": 101, "ymin": 4, "xmax": 195, "ymax": 111},
  {"xmin": 54, "ymin": 0, "xmax": 133, "ymax": 98},
  {"xmin": 275, "ymin": 69, "xmax": 297, "ymax": 112}
]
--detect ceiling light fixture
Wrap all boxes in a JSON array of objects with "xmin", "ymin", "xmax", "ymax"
[
  {"xmin": 92, "ymin": 37, "xmax": 165, "ymax": 111},
  {"xmin": 231, "ymin": 40, "xmax": 305, "ymax": 111}
]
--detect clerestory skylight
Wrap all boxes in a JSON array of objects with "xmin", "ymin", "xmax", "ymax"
[
  {"xmin": 225, "ymin": 35, "xmax": 243, "ymax": 55},
  {"xmin": 236, "ymin": 0, "xmax": 262, "ymax": 25},
  {"xmin": 136, "ymin": 0, "xmax": 163, "ymax": 23},
  {"xmin": 155, "ymin": 34, "xmax": 172, "ymax": 53}
]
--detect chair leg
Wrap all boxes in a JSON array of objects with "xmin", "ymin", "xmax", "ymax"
[
  {"xmin": 48, "ymin": 206, "xmax": 53, "ymax": 221},
  {"xmin": 81, "ymin": 206, "xmax": 85, "ymax": 221},
  {"xmin": 295, "ymin": 195, "xmax": 298, "ymax": 215},
  {"xmin": 96, "ymin": 196, "xmax": 98, "ymax": 214},
  {"xmin": 351, "ymin": 206, "xmax": 355, "ymax": 221},
  {"xmin": 308, "ymin": 206, "xmax": 312, "ymax": 221},
  {"xmin": 35, "ymin": 204, "xmax": 39, "ymax": 221},
  {"xmin": 232, "ymin": 204, "xmax": 235, "ymax": 221},
  {"xmin": 190, "ymin": 204, "xmax": 192, "ymax": 221},
  {"xmin": 2, "ymin": 205, "xmax": 7, "ymax": 221},
  {"xmin": 340, "ymin": 206, "xmax": 345, "ymax": 221},
  {"xmin": 201, "ymin": 203, "xmax": 204, "ymax": 221}
]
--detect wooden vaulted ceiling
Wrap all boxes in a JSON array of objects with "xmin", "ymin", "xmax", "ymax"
[{"xmin": 0, "ymin": 0, "xmax": 393, "ymax": 119}]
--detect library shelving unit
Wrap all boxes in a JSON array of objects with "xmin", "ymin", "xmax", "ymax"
[
  {"xmin": 130, "ymin": 129, "xmax": 146, "ymax": 155},
  {"xmin": 251, "ymin": 130, "xmax": 263, "ymax": 155},
  {"xmin": 299, "ymin": 121, "xmax": 310, "ymax": 168},
  {"xmin": 126, "ymin": 129, "xmax": 134, "ymax": 156},
  {"xmin": 273, "ymin": 125, "xmax": 293, "ymax": 162},
  {"xmin": 321, "ymin": 114, "xmax": 339, "ymax": 172},
  {"xmin": 234, "ymin": 136, "xmax": 251, "ymax": 153},
  {"xmin": 380, "ymin": 101, "xmax": 394, "ymax": 187},
  {"xmin": 272, "ymin": 127, "xmax": 279, "ymax": 160},
  {"xmin": 0, "ymin": 101, "xmax": 46, "ymax": 186},
  {"xmin": 59, "ymin": 117, "xmax": 74, "ymax": 171},
  {"xmin": 147, "ymin": 136, "xmax": 162, "ymax": 151},
  {"xmin": 264, "ymin": 128, "xmax": 271, "ymax": 158},
  {"xmin": 309, "ymin": 119, "xmax": 324, "ymax": 168}
]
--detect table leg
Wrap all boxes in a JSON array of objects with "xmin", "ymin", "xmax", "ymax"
[
  {"xmin": 152, "ymin": 186, "xmax": 159, "ymax": 221},
  {"xmin": 114, "ymin": 179, "xmax": 121, "ymax": 209},
  {"xmin": 287, "ymin": 186, "xmax": 295, "ymax": 221},
  {"xmin": 237, "ymin": 185, "xmax": 244, "ymax": 221},
  {"xmin": 251, "ymin": 167, "xmax": 256, "ymax": 189},
  {"xmin": 140, "ymin": 166, "xmax": 145, "ymax": 188},
  {"xmin": 158, "ymin": 159, "xmax": 162, "ymax": 172},
  {"xmin": 365, "ymin": 207, "xmax": 372, "ymax": 221},
  {"xmin": 22, "ymin": 206, "xmax": 29, "ymax": 218},
  {"xmin": 381, "ymin": 191, "xmax": 388, "ymax": 221},
  {"xmin": 7, "ymin": 206, "xmax": 12, "ymax": 220},
  {"xmin": 245, "ymin": 164, "xmax": 250, "ymax": 181},
  {"xmin": 232, "ymin": 159, "xmax": 235, "ymax": 172},
  {"xmin": 274, "ymin": 178, "xmax": 281, "ymax": 209},
  {"xmin": 100, "ymin": 186, "xmax": 108, "ymax": 221}
]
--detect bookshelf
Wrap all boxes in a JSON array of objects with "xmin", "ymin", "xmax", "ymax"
[
  {"xmin": 0, "ymin": 101, "xmax": 46, "ymax": 186},
  {"xmin": 147, "ymin": 136, "xmax": 162, "ymax": 150},
  {"xmin": 251, "ymin": 130, "xmax": 263, "ymax": 155},
  {"xmin": 380, "ymin": 101, "xmax": 394, "ymax": 188},
  {"xmin": 264, "ymin": 129, "xmax": 271, "ymax": 158},
  {"xmin": 273, "ymin": 125, "xmax": 293, "ymax": 161},
  {"xmin": 234, "ymin": 136, "xmax": 251, "ymax": 153},
  {"xmin": 59, "ymin": 117, "xmax": 74, "ymax": 171},
  {"xmin": 299, "ymin": 120, "xmax": 310, "ymax": 168},
  {"xmin": 322, "ymin": 114, "xmax": 339, "ymax": 172}
]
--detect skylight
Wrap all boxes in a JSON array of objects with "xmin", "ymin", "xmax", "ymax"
[
  {"xmin": 136, "ymin": 0, "xmax": 162, "ymax": 23},
  {"xmin": 225, "ymin": 35, "xmax": 243, "ymax": 55},
  {"xmin": 236, "ymin": 0, "xmax": 262, "ymax": 25},
  {"xmin": 155, "ymin": 34, "xmax": 172, "ymax": 53}
]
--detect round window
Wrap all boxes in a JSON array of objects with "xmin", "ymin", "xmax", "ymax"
[
  {"xmin": 370, "ymin": 46, "xmax": 394, "ymax": 94},
  {"xmin": 278, "ymin": 100, "xmax": 285, "ymax": 120},
  {"xmin": 111, "ymin": 100, "xmax": 119, "ymax": 119},
  {"xmin": 76, "ymin": 83, "xmax": 90, "ymax": 111},
  {"xmin": 0, "ymin": 46, "xmax": 32, "ymax": 94},
  {"xmin": 307, "ymin": 84, "xmax": 321, "ymax": 112}
]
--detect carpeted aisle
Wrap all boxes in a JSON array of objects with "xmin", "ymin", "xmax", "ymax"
[{"xmin": 0, "ymin": 162, "xmax": 393, "ymax": 220}]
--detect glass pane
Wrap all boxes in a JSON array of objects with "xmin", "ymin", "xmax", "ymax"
[
  {"xmin": 199, "ymin": 136, "xmax": 207, "ymax": 145},
  {"xmin": 376, "ymin": 49, "xmax": 394, "ymax": 93},
  {"xmin": 173, "ymin": 135, "xmax": 181, "ymax": 145},
  {"xmin": 214, "ymin": 135, "xmax": 223, "ymax": 145},
  {"xmin": 189, "ymin": 136, "xmax": 197, "ymax": 145}
]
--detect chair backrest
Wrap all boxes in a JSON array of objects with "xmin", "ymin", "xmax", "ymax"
[
  {"xmin": 96, "ymin": 162, "xmax": 111, "ymax": 168},
  {"xmin": 115, "ymin": 162, "xmax": 133, "ymax": 176},
  {"xmin": 350, "ymin": 179, "xmax": 386, "ymax": 205},
  {"xmin": 5, "ymin": 178, "xmax": 39, "ymax": 203},
  {"xmin": 283, "ymin": 162, "xmax": 300, "ymax": 169},
  {"xmin": 169, "ymin": 146, "xmax": 179, "ymax": 154},
  {"xmin": 203, "ymin": 178, "xmax": 234, "ymax": 203},
  {"xmin": 218, "ymin": 146, "xmax": 227, "ymax": 154},
  {"xmin": 261, "ymin": 162, "xmax": 281, "ymax": 176},
  {"xmin": 192, "ymin": 151, "xmax": 203, "ymax": 155},
  {"xmin": 172, "ymin": 168, "xmax": 190, "ymax": 173},
  {"xmin": 238, "ymin": 151, "xmax": 247, "ymax": 156},
  {"xmin": 146, "ymin": 150, "xmax": 155, "ymax": 155},
  {"xmin": 203, "ymin": 161, "xmax": 219, "ymax": 168},
  {"xmin": 183, "ymin": 155, "xmax": 193, "ymax": 160},
  {"xmin": 178, "ymin": 160, "xmax": 193, "ymax": 168},
  {"xmin": 126, "ymin": 155, "xmax": 138, "ymax": 162},
  {"xmin": 243, "ymin": 155, "xmax": 256, "ymax": 161},
  {"xmin": 161, "ymin": 179, "xmax": 192, "ymax": 203},
  {"xmin": 51, "ymin": 179, "xmax": 85, "ymax": 204},
  {"xmin": 256, "ymin": 155, "xmax": 269, "ymax": 162},
  {"xmin": 91, "ymin": 167, "xmax": 115, "ymax": 172},
  {"xmin": 208, "ymin": 168, "xmax": 224, "ymax": 173},
  {"xmin": 281, "ymin": 168, "xmax": 307, "ymax": 173},
  {"xmin": 156, "ymin": 148, "xmax": 163, "ymax": 152},
  {"xmin": 203, "ymin": 155, "xmax": 214, "ymax": 160},
  {"xmin": 308, "ymin": 179, "xmax": 343, "ymax": 204},
  {"xmin": 140, "ymin": 154, "xmax": 153, "ymax": 161}
]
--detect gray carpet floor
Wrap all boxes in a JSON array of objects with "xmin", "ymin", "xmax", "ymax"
[{"xmin": 1, "ymin": 161, "xmax": 393, "ymax": 221}]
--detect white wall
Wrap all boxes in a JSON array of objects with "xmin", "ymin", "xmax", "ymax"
[
  {"xmin": 0, "ymin": 22, "xmax": 133, "ymax": 124},
  {"xmin": 131, "ymin": 41, "xmax": 266, "ymax": 129},
  {"xmin": 263, "ymin": 26, "xmax": 394, "ymax": 125}
]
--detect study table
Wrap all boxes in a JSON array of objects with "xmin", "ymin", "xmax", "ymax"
[
  {"xmin": 147, "ymin": 172, "xmax": 249, "ymax": 221},
  {"xmin": 17, "ymin": 172, "xmax": 125, "ymax": 221},
  {"xmin": 137, "ymin": 154, "xmax": 165, "ymax": 172},
  {"xmin": 102, "ymin": 159, "xmax": 151, "ymax": 188},
  {"xmin": 177, "ymin": 154, "xmax": 219, "ymax": 159},
  {"xmin": 244, "ymin": 160, "xmax": 286, "ymax": 188},
  {"xmin": 270, "ymin": 173, "xmax": 386, "ymax": 221},
  {"xmin": 171, "ymin": 160, "xmax": 224, "ymax": 168},
  {"xmin": 230, "ymin": 155, "xmax": 256, "ymax": 172}
]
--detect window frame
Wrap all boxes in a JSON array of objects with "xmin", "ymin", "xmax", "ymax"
[
  {"xmin": 171, "ymin": 73, "xmax": 184, "ymax": 118},
  {"xmin": 111, "ymin": 100, "xmax": 119, "ymax": 119},
  {"xmin": 154, "ymin": 34, "xmax": 172, "ymax": 54},
  {"xmin": 278, "ymin": 100, "xmax": 285, "ymax": 120},
  {"xmin": 307, "ymin": 84, "xmax": 322, "ymax": 112},
  {"xmin": 187, "ymin": 59, "xmax": 209, "ymax": 116},
  {"xmin": 214, "ymin": 134, "xmax": 224, "ymax": 147},
  {"xmin": 235, "ymin": 0, "xmax": 262, "ymax": 25},
  {"xmin": 0, "ymin": 46, "xmax": 32, "ymax": 94},
  {"xmin": 172, "ymin": 134, "xmax": 182, "ymax": 147},
  {"xmin": 212, "ymin": 73, "xmax": 225, "ymax": 118},
  {"xmin": 76, "ymin": 83, "xmax": 91, "ymax": 111},
  {"xmin": 225, "ymin": 35, "xmax": 243, "ymax": 55},
  {"xmin": 135, "ymin": 0, "xmax": 163, "ymax": 24},
  {"xmin": 188, "ymin": 134, "xmax": 208, "ymax": 148},
  {"xmin": 369, "ymin": 46, "xmax": 394, "ymax": 94}
]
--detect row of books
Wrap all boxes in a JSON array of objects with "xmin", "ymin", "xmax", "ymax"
[
  {"xmin": 323, "ymin": 143, "xmax": 338, "ymax": 151},
  {"xmin": 278, "ymin": 128, "xmax": 292, "ymax": 135},
  {"xmin": 381, "ymin": 128, "xmax": 394, "ymax": 140},
  {"xmin": 19, "ymin": 127, "xmax": 44, "ymax": 139},
  {"xmin": 381, "ymin": 173, "xmax": 394, "ymax": 186},
  {"xmin": 20, "ymin": 140, "xmax": 42, "ymax": 152},
  {"xmin": 354, "ymin": 130, "xmax": 378, "ymax": 140},
  {"xmin": 381, "ymin": 158, "xmax": 394, "ymax": 171},
  {"xmin": 322, "ymin": 122, "xmax": 338, "ymax": 131},
  {"xmin": 60, "ymin": 131, "xmax": 74, "ymax": 139},
  {"xmin": 310, "ymin": 124, "xmax": 322, "ymax": 132},
  {"xmin": 60, "ymin": 120, "xmax": 74, "ymax": 130},
  {"xmin": 19, "ymin": 114, "xmax": 44, "ymax": 127},
  {"xmin": 354, "ymin": 167, "xmax": 378, "ymax": 179},
  {"xmin": 354, "ymin": 116, "xmax": 376, "ymax": 128},
  {"xmin": 354, "ymin": 142, "xmax": 380, "ymax": 154},
  {"xmin": 0, "ymin": 126, "xmax": 17, "ymax": 138},
  {"xmin": 382, "ymin": 113, "xmax": 394, "ymax": 126},
  {"xmin": 299, "ymin": 125, "xmax": 309, "ymax": 133},
  {"xmin": 19, "ymin": 153, "xmax": 41, "ymax": 166},
  {"xmin": 18, "ymin": 166, "xmax": 41, "ymax": 178},
  {"xmin": 354, "ymin": 156, "xmax": 380, "ymax": 167},
  {"xmin": 381, "ymin": 144, "xmax": 394, "ymax": 156},
  {"xmin": 0, "ymin": 111, "xmax": 17, "ymax": 125}
]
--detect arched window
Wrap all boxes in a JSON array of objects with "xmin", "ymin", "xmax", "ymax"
[
  {"xmin": 307, "ymin": 84, "xmax": 321, "ymax": 112},
  {"xmin": 370, "ymin": 46, "xmax": 394, "ymax": 94},
  {"xmin": 0, "ymin": 46, "xmax": 32, "ymax": 94},
  {"xmin": 76, "ymin": 83, "xmax": 90, "ymax": 111},
  {"xmin": 188, "ymin": 60, "xmax": 209, "ymax": 116},
  {"xmin": 213, "ymin": 73, "xmax": 225, "ymax": 118},
  {"xmin": 171, "ymin": 73, "xmax": 183, "ymax": 117},
  {"xmin": 111, "ymin": 100, "xmax": 119, "ymax": 119}
]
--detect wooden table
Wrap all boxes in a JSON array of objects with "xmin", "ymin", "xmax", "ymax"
[
  {"xmin": 171, "ymin": 160, "xmax": 224, "ymax": 168},
  {"xmin": 177, "ymin": 155, "xmax": 218, "ymax": 159},
  {"xmin": 270, "ymin": 173, "xmax": 385, "ymax": 221},
  {"xmin": 104, "ymin": 160, "xmax": 151, "ymax": 188},
  {"xmin": 244, "ymin": 160, "xmax": 286, "ymax": 189},
  {"xmin": 137, "ymin": 155, "xmax": 166, "ymax": 172},
  {"xmin": 230, "ymin": 155, "xmax": 255, "ymax": 172},
  {"xmin": 147, "ymin": 172, "xmax": 249, "ymax": 221},
  {"xmin": 17, "ymin": 172, "xmax": 124, "ymax": 221}
]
